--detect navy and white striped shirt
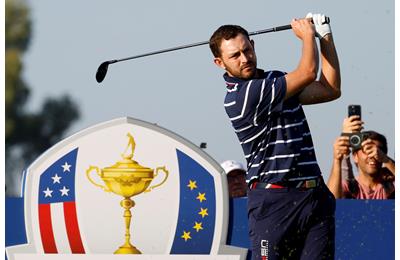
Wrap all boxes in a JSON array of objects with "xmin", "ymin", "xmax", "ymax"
[{"xmin": 223, "ymin": 69, "xmax": 321, "ymax": 186}]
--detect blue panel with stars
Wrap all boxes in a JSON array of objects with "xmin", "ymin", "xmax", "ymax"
[
  {"xmin": 38, "ymin": 148, "xmax": 78, "ymax": 204},
  {"xmin": 170, "ymin": 149, "xmax": 216, "ymax": 254}
]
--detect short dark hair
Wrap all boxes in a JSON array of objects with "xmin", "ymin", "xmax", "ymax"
[{"xmin": 209, "ymin": 25, "xmax": 250, "ymax": 58}]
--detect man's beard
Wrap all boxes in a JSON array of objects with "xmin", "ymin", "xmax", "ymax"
[
  {"xmin": 226, "ymin": 62, "xmax": 257, "ymax": 79},
  {"xmin": 240, "ymin": 64, "xmax": 257, "ymax": 79}
]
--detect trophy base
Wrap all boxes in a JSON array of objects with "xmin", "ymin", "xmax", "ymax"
[{"xmin": 114, "ymin": 244, "xmax": 142, "ymax": 254}]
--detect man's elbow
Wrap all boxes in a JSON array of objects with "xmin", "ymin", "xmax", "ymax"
[
  {"xmin": 323, "ymin": 89, "xmax": 341, "ymax": 103},
  {"xmin": 331, "ymin": 89, "xmax": 341, "ymax": 100},
  {"xmin": 325, "ymin": 81, "xmax": 341, "ymax": 101}
]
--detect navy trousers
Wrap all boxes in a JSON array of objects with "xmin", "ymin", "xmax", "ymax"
[{"xmin": 247, "ymin": 183, "xmax": 336, "ymax": 260}]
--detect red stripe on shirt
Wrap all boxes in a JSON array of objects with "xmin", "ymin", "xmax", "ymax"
[
  {"xmin": 63, "ymin": 201, "xmax": 85, "ymax": 253},
  {"xmin": 38, "ymin": 204, "xmax": 58, "ymax": 253}
]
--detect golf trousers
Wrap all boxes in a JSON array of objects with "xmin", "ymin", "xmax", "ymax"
[{"xmin": 247, "ymin": 183, "xmax": 336, "ymax": 260}]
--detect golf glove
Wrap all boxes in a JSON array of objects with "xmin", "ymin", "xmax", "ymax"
[{"xmin": 306, "ymin": 13, "xmax": 331, "ymax": 39}]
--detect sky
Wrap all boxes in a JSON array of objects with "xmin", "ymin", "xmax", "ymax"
[{"xmin": 19, "ymin": 0, "xmax": 395, "ymax": 187}]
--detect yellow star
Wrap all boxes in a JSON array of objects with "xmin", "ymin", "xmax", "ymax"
[
  {"xmin": 198, "ymin": 207, "xmax": 208, "ymax": 218},
  {"xmin": 193, "ymin": 222, "xmax": 203, "ymax": 232},
  {"xmin": 196, "ymin": 192, "xmax": 206, "ymax": 202},
  {"xmin": 187, "ymin": 180, "xmax": 197, "ymax": 190},
  {"xmin": 181, "ymin": 231, "xmax": 191, "ymax": 241}
]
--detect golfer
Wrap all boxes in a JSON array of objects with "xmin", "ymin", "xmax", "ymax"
[{"xmin": 209, "ymin": 13, "xmax": 340, "ymax": 260}]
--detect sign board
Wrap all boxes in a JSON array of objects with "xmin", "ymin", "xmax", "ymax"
[{"xmin": 6, "ymin": 117, "xmax": 246, "ymax": 260}]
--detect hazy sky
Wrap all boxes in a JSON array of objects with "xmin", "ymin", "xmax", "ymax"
[{"xmin": 22, "ymin": 0, "xmax": 394, "ymax": 182}]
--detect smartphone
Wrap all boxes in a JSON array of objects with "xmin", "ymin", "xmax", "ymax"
[{"xmin": 348, "ymin": 104, "xmax": 361, "ymax": 119}]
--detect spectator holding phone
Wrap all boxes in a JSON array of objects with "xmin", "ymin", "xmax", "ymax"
[{"xmin": 327, "ymin": 114, "xmax": 395, "ymax": 199}]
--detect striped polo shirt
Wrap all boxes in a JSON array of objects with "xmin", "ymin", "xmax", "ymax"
[{"xmin": 223, "ymin": 69, "xmax": 322, "ymax": 186}]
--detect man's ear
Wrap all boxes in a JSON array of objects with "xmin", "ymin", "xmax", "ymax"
[{"xmin": 213, "ymin": 57, "xmax": 226, "ymax": 70}]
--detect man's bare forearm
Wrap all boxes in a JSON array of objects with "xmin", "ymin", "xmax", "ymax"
[
  {"xmin": 284, "ymin": 35, "xmax": 318, "ymax": 100},
  {"xmin": 319, "ymin": 34, "xmax": 341, "ymax": 98},
  {"xmin": 328, "ymin": 158, "xmax": 343, "ymax": 199},
  {"xmin": 297, "ymin": 34, "xmax": 340, "ymax": 104}
]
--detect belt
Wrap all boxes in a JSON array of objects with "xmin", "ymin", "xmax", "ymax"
[{"xmin": 250, "ymin": 176, "xmax": 322, "ymax": 190}]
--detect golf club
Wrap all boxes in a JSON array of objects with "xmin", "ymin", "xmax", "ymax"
[{"xmin": 96, "ymin": 17, "xmax": 330, "ymax": 83}]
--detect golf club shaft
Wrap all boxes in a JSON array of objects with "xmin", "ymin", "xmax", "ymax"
[
  {"xmin": 114, "ymin": 40, "xmax": 209, "ymax": 64},
  {"xmin": 96, "ymin": 17, "xmax": 330, "ymax": 83},
  {"xmin": 112, "ymin": 24, "xmax": 302, "ymax": 64}
]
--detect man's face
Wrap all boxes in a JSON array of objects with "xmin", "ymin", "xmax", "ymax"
[
  {"xmin": 227, "ymin": 170, "xmax": 247, "ymax": 198},
  {"xmin": 353, "ymin": 139, "xmax": 384, "ymax": 176},
  {"xmin": 214, "ymin": 34, "xmax": 257, "ymax": 80}
]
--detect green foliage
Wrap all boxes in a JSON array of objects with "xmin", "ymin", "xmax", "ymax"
[
  {"xmin": 5, "ymin": 0, "xmax": 31, "ymax": 51},
  {"xmin": 5, "ymin": 48, "xmax": 30, "ymax": 139},
  {"xmin": 5, "ymin": 0, "xmax": 80, "ymax": 181}
]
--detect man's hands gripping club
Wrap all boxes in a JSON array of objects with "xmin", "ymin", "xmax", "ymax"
[{"xmin": 306, "ymin": 13, "xmax": 332, "ymax": 39}]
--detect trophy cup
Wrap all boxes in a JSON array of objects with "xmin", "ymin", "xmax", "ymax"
[{"xmin": 86, "ymin": 133, "xmax": 169, "ymax": 254}]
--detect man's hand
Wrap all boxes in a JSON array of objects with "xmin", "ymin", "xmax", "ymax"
[
  {"xmin": 333, "ymin": 136, "xmax": 350, "ymax": 161},
  {"xmin": 306, "ymin": 13, "xmax": 332, "ymax": 39},
  {"xmin": 342, "ymin": 115, "xmax": 364, "ymax": 133},
  {"xmin": 361, "ymin": 139, "xmax": 390, "ymax": 163},
  {"xmin": 291, "ymin": 18, "xmax": 316, "ymax": 41}
]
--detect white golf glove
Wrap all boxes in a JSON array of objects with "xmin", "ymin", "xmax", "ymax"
[{"xmin": 306, "ymin": 13, "xmax": 331, "ymax": 39}]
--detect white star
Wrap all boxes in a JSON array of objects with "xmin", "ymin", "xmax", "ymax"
[
  {"xmin": 43, "ymin": 187, "xmax": 53, "ymax": 198},
  {"xmin": 51, "ymin": 174, "xmax": 62, "ymax": 184},
  {"xmin": 61, "ymin": 162, "xmax": 71, "ymax": 172},
  {"xmin": 60, "ymin": 186, "xmax": 70, "ymax": 196}
]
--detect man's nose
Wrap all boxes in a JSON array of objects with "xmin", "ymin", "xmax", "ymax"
[{"xmin": 240, "ymin": 53, "xmax": 249, "ymax": 63}]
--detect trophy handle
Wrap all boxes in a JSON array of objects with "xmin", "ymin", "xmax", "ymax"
[
  {"xmin": 144, "ymin": 166, "xmax": 169, "ymax": 192},
  {"xmin": 86, "ymin": 166, "xmax": 111, "ymax": 192}
]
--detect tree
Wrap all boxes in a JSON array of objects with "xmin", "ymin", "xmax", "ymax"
[{"xmin": 5, "ymin": 0, "xmax": 80, "ymax": 196}]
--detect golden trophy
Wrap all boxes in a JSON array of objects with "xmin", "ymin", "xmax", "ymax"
[{"xmin": 86, "ymin": 133, "xmax": 169, "ymax": 254}]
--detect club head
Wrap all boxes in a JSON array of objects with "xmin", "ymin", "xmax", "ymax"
[{"xmin": 96, "ymin": 61, "xmax": 115, "ymax": 83}]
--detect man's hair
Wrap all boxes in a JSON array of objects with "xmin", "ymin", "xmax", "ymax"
[
  {"xmin": 355, "ymin": 130, "xmax": 388, "ymax": 154},
  {"xmin": 209, "ymin": 25, "xmax": 250, "ymax": 58}
]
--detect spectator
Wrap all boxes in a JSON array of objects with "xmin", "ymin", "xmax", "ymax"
[
  {"xmin": 221, "ymin": 160, "xmax": 247, "ymax": 198},
  {"xmin": 327, "ymin": 116, "xmax": 395, "ymax": 199}
]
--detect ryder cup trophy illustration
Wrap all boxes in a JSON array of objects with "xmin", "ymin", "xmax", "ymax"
[{"xmin": 86, "ymin": 133, "xmax": 169, "ymax": 254}]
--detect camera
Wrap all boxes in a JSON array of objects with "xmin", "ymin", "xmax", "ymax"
[
  {"xmin": 345, "ymin": 104, "xmax": 367, "ymax": 150},
  {"xmin": 343, "ymin": 132, "xmax": 369, "ymax": 150}
]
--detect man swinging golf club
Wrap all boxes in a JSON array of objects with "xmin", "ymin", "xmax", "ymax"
[{"xmin": 210, "ymin": 13, "xmax": 341, "ymax": 260}]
